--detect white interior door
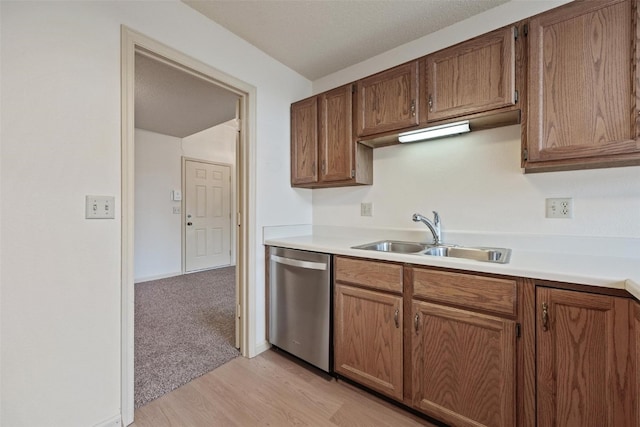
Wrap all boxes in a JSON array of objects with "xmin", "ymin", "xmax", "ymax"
[{"xmin": 185, "ymin": 160, "xmax": 232, "ymax": 272}]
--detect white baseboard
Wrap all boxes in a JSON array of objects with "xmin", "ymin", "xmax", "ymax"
[
  {"xmin": 134, "ymin": 271, "xmax": 182, "ymax": 283},
  {"xmin": 92, "ymin": 414, "xmax": 121, "ymax": 427},
  {"xmin": 254, "ymin": 340, "xmax": 271, "ymax": 356}
]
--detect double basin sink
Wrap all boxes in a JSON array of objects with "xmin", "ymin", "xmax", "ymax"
[{"xmin": 351, "ymin": 240, "xmax": 511, "ymax": 264}]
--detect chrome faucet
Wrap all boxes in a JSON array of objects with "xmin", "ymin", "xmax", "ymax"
[{"xmin": 412, "ymin": 211, "xmax": 441, "ymax": 245}]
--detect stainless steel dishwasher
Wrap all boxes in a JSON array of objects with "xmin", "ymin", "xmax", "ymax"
[{"xmin": 269, "ymin": 247, "xmax": 332, "ymax": 373}]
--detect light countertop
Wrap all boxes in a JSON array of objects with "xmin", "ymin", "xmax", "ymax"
[{"xmin": 263, "ymin": 226, "xmax": 640, "ymax": 300}]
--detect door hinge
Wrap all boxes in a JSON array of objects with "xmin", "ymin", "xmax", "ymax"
[
  {"xmin": 236, "ymin": 303, "xmax": 241, "ymax": 319},
  {"xmin": 514, "ymin": 90, "xmax": 519, "ymax": 104},
  {"xmin": 516, "ymin": 323, "xmax": 521, "ymax": 338},
  {"xmin": 236, "ymin": 212, "xmax": 241, "ymax": 226},
  {"xmin": 351, "ymin": 169, "xmax": 355, "ymax": 178},
  {"xmin": 514, "ymin": 26, "xmax": 519, "ymax": 40},
  {"xmin": 352, "ymin": 84, "xmax": 356, "ymax": 94},
  {"xmin": 523, "ymin": 149, "xmax": 528, "ymax": 161},
  {"xmin": 523, "ymin": 24, "xmax": 528, "ymax": 37}
]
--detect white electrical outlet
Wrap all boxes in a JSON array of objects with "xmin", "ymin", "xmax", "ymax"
[
  {"xmin": 360, "ymin": 202, "xmax": 373, "ymax": 217},
  {"xmin": 173, "ymin": 206, "xmax": 181, "ymax": 215},
  {"xmin": 546, "ymin": 198, "xmax": 573, "ymax": 219}
]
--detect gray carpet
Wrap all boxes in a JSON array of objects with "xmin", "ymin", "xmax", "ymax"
[{"xmin": 134, "ymin": 267, "xmax": 240, "ymax": 408}]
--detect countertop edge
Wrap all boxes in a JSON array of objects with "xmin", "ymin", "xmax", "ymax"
[{"xmin": 264, "ymin": 235, "xmax": 638, "ymax": 299}]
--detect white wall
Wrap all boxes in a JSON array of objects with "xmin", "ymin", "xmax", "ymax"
[
  {"xmin": 312, "ymin": 0, "xmax": 640, "ymax": 241},
  {"xmin": 134, "ymin": 122, "xmax": 238, "ymax": 283},
  {"xmin": 313, "ymin": 125, "xmax": 640, "ymax": 238},
  {"xmin": 135, "ymin": 129, "xmax": 183, "ymax": 281},
  {"xmin": 0, "ymin": 2, "xmax": 312, "ymax": 426}
]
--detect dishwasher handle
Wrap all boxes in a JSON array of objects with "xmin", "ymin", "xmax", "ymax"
[{"xmin": 270, "ymin": 254, "xmax": 327, "ymax": 271}]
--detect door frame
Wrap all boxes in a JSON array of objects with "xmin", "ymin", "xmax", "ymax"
[
  {"xmin": 121, "ymin": 26, "xmax": 257, "ymax": 425},
  {"xmin": 181, "ymin": 157, "xmax": 234, "ymax": 274}
]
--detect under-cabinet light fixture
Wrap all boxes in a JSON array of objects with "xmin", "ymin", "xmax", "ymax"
[{"xmin": 398, "ymin": 120, "xmax": 471, "ymax": 143}]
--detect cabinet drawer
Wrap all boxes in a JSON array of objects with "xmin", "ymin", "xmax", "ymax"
[
  {"xmin": 335, "ymin": 257, "xmax": 403, "ymax": 293},
  {"xmin": 412, "ymin": 268, "xmax": 516, "ymax": 316}
]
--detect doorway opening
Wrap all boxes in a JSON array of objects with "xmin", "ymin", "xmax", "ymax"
[{"xmin": 121, "ymin": 27, "xmax": 257, "ymax": 426}]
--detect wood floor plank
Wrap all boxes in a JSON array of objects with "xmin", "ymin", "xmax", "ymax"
[{"xmin": 132, "ymin": 349, "xmax": 436, "ymax": 427}]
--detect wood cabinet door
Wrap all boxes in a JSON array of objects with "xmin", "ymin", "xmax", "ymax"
[
  {"xmin": 536, "ymin": 287, "xmax": 633, "ymax": 426},
  {"xmin": 423, "ymin": 26, "xmax": 516, "ymax": 122},
  {"xmin": 334, "ymin": 284, "xmax": 403, "ymax": 401},
  {"xmin": 290, "ymin": 96, "xmax": 318, "ymax": 185},
  {"xmin": 526, "ymin": 0, "xmax": 640, "ymax": 165},
  {"xmin": 411, "ymin": 300, "xmax": 516, "ymax": 427},
  {"xmin": 356, "ymin": 62, "xmax": 419, "ymax": 137},
  {"xmin": 319, "ymin": 85, "xmax": 353, "ymax": 183}
]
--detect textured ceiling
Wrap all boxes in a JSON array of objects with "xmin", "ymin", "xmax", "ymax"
[
  {"xmin": 183, "ymin": 0, "xmax": 510, "ymax": 80},
  {"xmin": 135, "ymin": 53, "xmax": 239, "ymax": 138}
]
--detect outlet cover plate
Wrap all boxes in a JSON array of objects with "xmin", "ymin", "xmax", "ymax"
[
  {"xmin": 360, "ymin": 202, "xmax": 373, "ymax": 217},
  {"xmin": 546, "ymin": 198, "xmax": 573, "ymax": 219}
]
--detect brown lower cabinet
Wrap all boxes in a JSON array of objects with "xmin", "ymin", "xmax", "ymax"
[
  {"xmin": 328, "ymin": 255, "xmax": 640, "ymax": 427},
  {"xmin": 412, "ymin": 301, "xmax": 516, "ymax": 427},
  {"xmin": 333, "ymin": 257, "xmax": 404, "ymax": 400},
  {"xmin": 334, "ymin": 284, "xmax": 404, "ymax": 400},
  {"xmin": 536, "ymin": 287, "xmax": 634, "ymax": 426}
]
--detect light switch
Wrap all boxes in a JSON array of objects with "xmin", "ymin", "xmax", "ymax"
[
  {"xmin": 85, "ymin": 195, "xmax": 115, "ymax": 219},
  {"xmin": 172, "ymin": 190, "xmax": 182, "ymax": 201}
]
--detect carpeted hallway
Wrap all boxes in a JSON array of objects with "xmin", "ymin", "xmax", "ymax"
[{"xmin": 134, "ymin": 266, "xmax": 240, "ymax": 408}]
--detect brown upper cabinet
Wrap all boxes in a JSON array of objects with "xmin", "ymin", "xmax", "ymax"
[
  {"xmin": 355, "ymin": 62, "xmax": 419, "ymax": 137},
  {"xmin": 524, "ymin": 0, "xmax": 640, "ymax": 172},
  {"xmin": 291, "ymin": 84, "xmax": 372, "ymax": 188},
  {"xmin": 420, "ymin": 26, "xmax": 517, "ymax": 123},
  {"xmin": 290, "ymin": 96, "xmax": 318, "ymax": 185},
  {"xmin": 293, "ymin": 0, "xmax": 640, "ymax": 176}
]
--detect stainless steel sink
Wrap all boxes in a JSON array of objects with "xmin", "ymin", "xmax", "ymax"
[
  {"xmin": 422, "ymin": 246, "xmax": 511, "ymax": 264},
  {"xmin": 351, "ymin": 240, "xmax": 427, "ymax": 254},
  {"xmin": 351, "ymin": 240, "xmax": 511, "ymax": 263}
]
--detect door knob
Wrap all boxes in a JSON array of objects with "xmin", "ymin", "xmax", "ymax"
[{"xmin": 187, "ymin": 222, "xmax": 193, "ymax": 226}]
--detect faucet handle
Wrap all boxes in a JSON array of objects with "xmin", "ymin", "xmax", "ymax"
[{"xmin": 432, "ymin": 211, "xmax": 440, "ymax": 226}]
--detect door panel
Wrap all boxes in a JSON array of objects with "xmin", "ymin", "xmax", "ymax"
[{"xmin": 185, "ymin": 160, "xmax": 231, "ymax": 272}]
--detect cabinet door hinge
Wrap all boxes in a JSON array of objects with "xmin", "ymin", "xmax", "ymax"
[
  {"xmin": 516, "ymin": 323, "xmax": 521, "ymax": 338},
  {"xmin": 523, "ymin": 149, "xmax": 528, "ymax": 161},
  {"xmin": 514, "ymin": 26, "xmax": 519, "ymax": 40},
  {"xmin": 523, "ymin": 24, "xmax": 528, "ymax": 37},
  {"xmin": 352, "ymin": 84, "xmax": 356, "ymax": 94},
  {"xmin": 514, "ymin": 90, "xmax": 519, "ymax": 104},
  {"xmin": 351, "ymin": 169, "xmax": 355, "ymax": 178}
]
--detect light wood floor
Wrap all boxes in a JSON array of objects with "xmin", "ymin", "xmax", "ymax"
[{"xmin": 132, "ymin": 349, "xmax": 437, "ymax": 426}]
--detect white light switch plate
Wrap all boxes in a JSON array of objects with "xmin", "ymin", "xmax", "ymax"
[{"xmin": 85, "ymin": 195, "xmax": 115, "ymax": 219}]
